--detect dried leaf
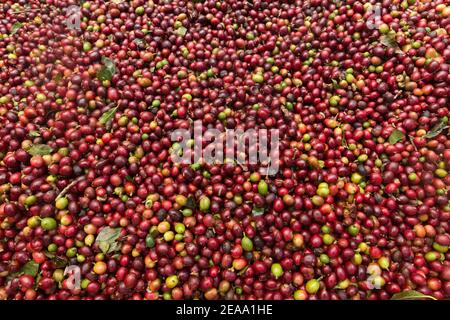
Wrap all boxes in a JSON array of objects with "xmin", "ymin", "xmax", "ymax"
[
  {"xmin": 99, "ymin": 105, "xmax": 118, "ymax": 125},
  {"xmin": 388, "ymin": 129, "xmax": 405, "ymax": 144},
  {"xmin": 6, "ymin": 271, "xmax": 20, "ymax": 283},
  {"xmin": 391, "ymin": 290, "xmax": 437, "ymax": 300},
  {"xmin": 380, "ymin": 34, "xmax": 402, "ymax": 54},
  {"xmin": 43, "ymin": 252, "xmax": 54, "ymax": 258},
  {"xmin": 341, "ymin": 134, "xmax": 349, "ymax": 149},
  {"xmin": 27, "ymin": 144, "xmax": 53, "ymax": 156}
]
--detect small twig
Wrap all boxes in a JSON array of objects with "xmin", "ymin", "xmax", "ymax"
[
  {"xmin": 408, "ymin": 135, "xmax": 418, "ymax": 152},
  {"xmin": 105, "ymin": 0, "xmax": 126, "ymax": 4},
  {"xmin": 393, "ymin": 90, "xmax": 403, "ymax": 100},
  {"xmin": 55, "ymin": 177, "xmax": 83, "ymax": 200},
  {"xmin": 264, "ymin": 156, "xmax": 272, "ymax": 179},
  {"xmin": 280, "ymin": 106, "xmax": 291, "ymax": 118},
  {"xmin": 12, "ymin": 9, "xmax": 41, "ymax": 14}
]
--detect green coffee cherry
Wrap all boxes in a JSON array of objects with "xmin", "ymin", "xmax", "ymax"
[
  {"xmin": 55, "ymin": 197, "xmax": 68, "ymax": 210},
  {"xmin": 348, "ymin": 224, "xmax": 360, "ymax": 236},
  {"xmin": 252, "ymin": 73, "xmax": 264, "ymax": 83},
  {"xmin": 41, "ymin": 217, "xmax": 57, "ymax": 231},
  {"xmin": 199, "ymin": 196, "xmax": 211, "ymax": 212},
  {"xmin": 145, "ymin": 235, "xmax": 155, "ymax": 248},
  {"xmin": 175, "ymin": 223, "xmax": 186, "ymax": 234},
  {"xmin": 258, "ymin": 180, "xmax": 268, "ymax": 196},
  {"xmin": 305, "ymin": 279, "xmax": 320, "ymax": 294},
  {"xmin": 271, "ymin": 263, "xmax": 283, "ymax": 279},
  {"xmin": 241, "ymin": 236, "xmax": 253, "ymax": 252}
]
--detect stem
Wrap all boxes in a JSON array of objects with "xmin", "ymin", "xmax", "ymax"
[
  {"xmin": 55, "ymin": 177, "xmax": 83, "ymax": 201},
  {"xmin": 11, "ymin": 9, "xmax": 41, "ymax": 14},
  {"xmin": 408, "ymin": 135, "xmax": 418, "ymax": 152}
]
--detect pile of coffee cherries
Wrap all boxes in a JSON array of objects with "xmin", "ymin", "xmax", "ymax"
[{"xmin": 0, "ymin": 0, "xmax": 448, "ymax": 300}]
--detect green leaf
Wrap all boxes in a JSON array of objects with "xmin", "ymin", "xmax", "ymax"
[
  {"xmin": 6, "ymin": 260, "xmax": 40, "ymax": 282},
  {"xmin": 99, "ymin": 105, "xmax": 118, "ymax": 125},
  {"xmin": 175, "ymin": 26, "xmax": 187, "ymax": 36},
  {"xmin": 96, "ymin": 57, "xmax": 116, "ymax": 82},
  {"xmin": 98, "ymin": 242, "xmax": 110, "ymax": 254},
  {"xmin": 388, "ymin": 129, "xmax": 405, "ymax": 144},
  {"xmin": 54, "ymin": 73, "xmax": 63, "ymax": 83},
  {"xmin": 96, "ymin": 68, "xmax": 113, "ymax": 82},
  {"xmin": 43, "ymin": 252, "xmax": 68, "ymax": 268},
  {"xmin": 27, "ymin": 144, "xmax": 53, "ymax": 156},
  {"xmin": 391, "ymin": 290, "xmax": 437, "ymax": 300},
  {"xmin": 11, "ymin": 22, "xmax": 23, "ymax": 35},
  {"xmin": 34, "ymin": 273, "xmax": 42, "ymax": 290},
  {"xmin": 29, "ymin": 130, "xmax": 41, "ymax": 137},
  {"xmin": 133, "ymin": 38, "xmax": 145, "ymax": 46},
  {"xmin": 95, "ymin": 227, "xmax": 122, "ymax": 254},
  {"xmin": 95, "ymin": 227, "xmax": 121, "ymax": 243},
  {"xmin": 185, "ymin": 196, "xmax": 196, "ymax": 209},
  {"xmin": 107, "ymin": 241, "xmax": 121, "ymax": 254},
  {"xmin": 331, "ymin": 79, "xmax": 338, "ymax": 88},
  {"xmin": 252, "ymin": 207, "xmax": 265, "ymax": 217},
  {"xmin": 424, "ymin": 120, "xmax": 449, "ymax": 139},
  {"xmin": 22, "ymin": 261, "xmax": 39, "ymax": 277},
  {"xmin": 102, "ymin": 57, "xmax": 116, "ymax": 74}
]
